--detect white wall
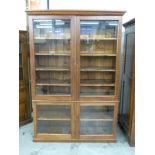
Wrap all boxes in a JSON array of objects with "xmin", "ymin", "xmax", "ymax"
[
  {"xmin": 18, "ymin": 0, "xmax": 27, "ymax": 30},
  {"xmin": 49, "ymin": 0, "xmax": 135, "ymax": 23},
  {"xmin": 19, "ymin": 0, "xmax": 135, "ymax": 30}
]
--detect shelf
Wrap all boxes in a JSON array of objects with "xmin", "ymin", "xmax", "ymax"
[
  {"xmin": 36, "ymin": 67, "xmax": 70, "ymax": 71},
  {"xmin": 81, "ymin": 67, "xmax": 115, "ymax": 72},
  {"xmin": 36, "ymin": 80, "xmax": 70, "ymax": 86},
  {"xmin": 37, "ymin": 118, "xmax": 70, "ymax": 121},
  {"xmin": 37, "ymin": 106, "xmax": 70, "ymax": 120},
  {"xmin": 36, "ymin": 85, "xmax": 70, "ymax": 95},
  {"xmin": 35, "ymin": 52, "xmax": 70, "ymax": 56},
  {"xmin": 80, "ymin": 92, "xmax": 114, "ymax": 96},
  {"xmin": 37, "ymin": 120, "xmax": 70, "ymax": 134},
  {"xmin": 80, "ymin": 83, "xmax": 115, "ymax": 87},
  {"xmin": 81, "ymin": 79, "xmax": 114, "ymax": 83},
  {"xmin": 80, "ymin": 52, "xmax": 116, "ymax": 57},
  {"xmin": 35, "ymin": 36, "xmax": 71, "ymax": 40},
  {"xmin": 36, "ymin": 93, "xmax": 71, "ymax": 96},
  {"xmin": 81, "ymin": 118, "xmax": 113, "ymax": 121},
  {"xmin": 80, "ymin": 80, "xmax": 115, "ymax": 87},
  {"xmin": 80, "ymin": 109, "xmax": 113, "ymax": 120},
  {"xmin": 36, "ymin": 83, "xmax": 70, "ymax": 86},
  {"xmin": 80, "ymin": 35, "xmax": 117, "ymax": 40}
]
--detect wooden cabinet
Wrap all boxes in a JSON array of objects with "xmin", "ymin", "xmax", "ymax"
[
  {"xmin": 19, "ymin": 30, "xmax": 32, "ymax": 126},
  {"xmin": 27, "ymin": 10, "xmax": 125, "ymax": 141},
  {"xmin": 118, "ymin": 19, "xmax": 135, "ymax": 146}
]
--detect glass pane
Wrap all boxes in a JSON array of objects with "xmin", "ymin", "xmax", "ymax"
[
  {"xmin": 80, "ymin": 86, "xmax": 115, "ymax": 96},
  {"xmin": 33, "ymin": 19, "xmax": 71, "ymax": 95},
  {"xmin": 37, "ymin": 105, "xmax": 71, "ymax": 134},
  {"xmin": 36, "ymin": 85, "xmax": 70, "ymax": 95},
  {"xmin": 81, "ymin": 56, "xmax": 116, "ymax": 70},
  {"xmin": 80, "ymin": 106, "xmax": 114, "ymax": 135},
  {"xmin": 80, "ymin": 20, "xmax": 118, "ymax": 96}
]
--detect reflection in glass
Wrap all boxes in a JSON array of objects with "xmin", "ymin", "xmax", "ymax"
[
  {"xmin": 34, "ymin": 19, "xmax": 70, "ymax": 40},
  {"xmin": 80, "ymin": 21, "xmax": 118, "ymax": 38}
]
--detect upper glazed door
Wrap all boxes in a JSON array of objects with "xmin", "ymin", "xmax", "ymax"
[
  {"xmin": 29, "ymin": 16, "xmax": 76, "ymax": 100},
  {"xmin": 76, "ymin": 16, "xmax": 121, "ymax": 100}
]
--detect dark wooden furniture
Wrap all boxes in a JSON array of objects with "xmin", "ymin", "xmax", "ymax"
[
  {"xmin": 27, "ymin": 10, "xmax": 125, "ymax": 142},
  {"xmin": 19, "ymin": 30, "xmax": 32, "ymax": 126},
  {"xmin": 118, "ymin": 19, "xmax": 135, "ymax": 146}
]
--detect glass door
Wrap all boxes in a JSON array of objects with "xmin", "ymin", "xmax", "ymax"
[
  {"xmin": 76, "ymin": 102, "xmax": 118, "ymax": 139},
  {"xmin": 32, "ymin": 18, "xmax": 74, "ymax": 99},
  {"xmin": 80, "ymin": 105, "xmax": 114, "ymax": 135},
  {"xmin": 79, "ymin": 19, "xmax": 118, "ymax": 98},
  {"xmin": 37, "ymin": 104, "xmax": 71, "ymax": 134}
]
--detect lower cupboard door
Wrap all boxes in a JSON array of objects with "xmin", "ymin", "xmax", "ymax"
[
  {"xmin": 80, "ymin": 105, "xmax": 116, "ymax": 139},
  {"xmin": 36, "ymin": 104, "xmax": 72, "ymax": 138}
]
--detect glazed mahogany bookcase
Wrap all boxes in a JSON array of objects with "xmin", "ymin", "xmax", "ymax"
[{"xmin": 27, "ymin": 10, "xmax": 125, "ymax": 142}]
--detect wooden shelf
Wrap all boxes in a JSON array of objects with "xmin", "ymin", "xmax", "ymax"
[
  {"xmin": 80, "ymin": 35, "xmax": 117, "ymax": 40},
  {"xmin": 36, "ymin": 83, "xmax": 70, "ymax": 86},
  {"xmin": 80, "ymin": 110, "xmax": 113, "ymax": 120},
  {"xmin": 80, "ymin": 79, "xmax": 115, "ymax": 87},
  {"xmin": 36, "ymin": 93, "xmax": 71, "ymax": 96},
  {"xmin": 80, "ymin": 92, "xmax": 114, "ymax": 96},
  {"xmin": 80, "ymin": 52, "xmax": 116, "ymax": 57},
  {"xmin": 37, "ymin": 121, "xmax": 70, "ymax": 134},
  {"xmin": 36, "ymin": 67, "xmax": 69, "ymax": 71},
  {"xmin": 37, "ymin": 108, "xmax": 71, "ymax": 121},
  {"xmin": 81, "ymin": 67, "xmax": 115, "ymax": 72},
  {"xmin": 80, "ymin": 83, "xmax": 115, "ymax": 87},
  {"xmin": 35, "ymin": 36, "xmax": 71, "ymax": 40},
  {"xmin": 36, "ymin": 52, "xmax": 70, "ymax": 56},
  {"xmin": 81, "ymin": 118, "xmax": 113, "ymax": 121},
  {"xmin": 36, "ymin": 80, "xmax": 70, "ymax": 86},
  {"xmin": 37, "ymin": 118, "xmax": 70, "ymax": 121}
]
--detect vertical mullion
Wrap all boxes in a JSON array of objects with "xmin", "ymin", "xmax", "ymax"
[
  {"xmin": 113, "ymin": 103, "xmax": 118, "ymax": 138},
  {"xmin": 70, "ymin": 16, "xmax": 75, "ymax": 100},
  {"xmin": 28, "ymin": 16, "xmax": 36, "ymax": 99},
  {"xmin": 76, "ymin": 102, "xmax": 80, "ymax": 139},
  {"xmin": 76, "ymin": 17, "xmax": 81, "ymax": 101},
  {"xmin": 75, "ymin": 17, "xmax": 81, "ymax": 139},
  {"xmin": 71, "ymin": 16, "xmax": 77, "ymax": 139},
  {"xmin": 115, "ymin": 17, "xmax": 122, "ymax": 99},
  {"xmin": 33, "ymin": 102, "xmax": 37, "ymax": 137}
]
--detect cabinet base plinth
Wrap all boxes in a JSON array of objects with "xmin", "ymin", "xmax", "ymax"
[{"xmin": 33, "ymin": 135, "xmax": 116, "ymax": 142}]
